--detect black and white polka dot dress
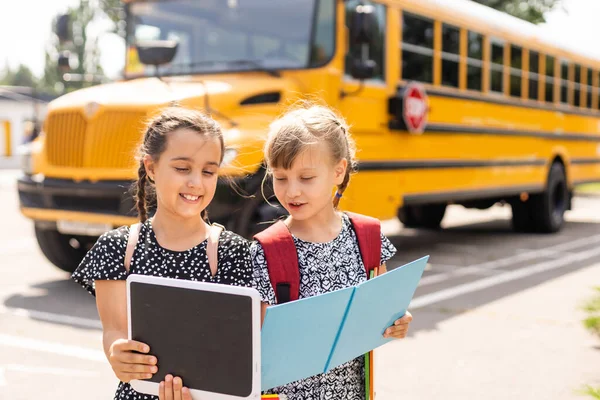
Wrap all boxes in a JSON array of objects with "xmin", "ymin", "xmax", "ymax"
[
  {"xmin": 252, "ymin": 214, "xmax": 397, "ymax": 400},
  {"xmin": 72, "ymin": 219, "xmax": 253, "ymax": 400}
]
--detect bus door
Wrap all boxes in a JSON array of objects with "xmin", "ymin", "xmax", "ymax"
[{"xmin": 338, "ymin": 1, "xmax": 401, "ymax": 217}]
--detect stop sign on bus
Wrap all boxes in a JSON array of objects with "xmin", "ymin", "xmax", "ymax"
[
  {"xmin": 388, "ymin": 82, "xmax": 429, "ymax": 134},
  {"xmin": 402, "ymin": 83, "xmax": 428, "ymax": 134}
]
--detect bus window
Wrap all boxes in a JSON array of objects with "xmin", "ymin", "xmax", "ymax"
[
  {"xmin": 510, "ymin": 45, "xmax": 522, "ymax": 98},
  {"xmin": 310, "ymin": 0, "xmax": 336, "ymax": 67},
  {"xmin": 545, "ymin": 55, "xmax": 555, "ymax": 102},
  {"xmin": 441, "ymin": 23, "xmax": 460, "ymax": 88},
  {"xmin": 467, "ymin": 31, "xmax": 483, "ymax": 91},
  {"xmin": 560, "ymin": 60, "xmax": 569, "ymax": 104},
  {"xmin": 574, "ymin": 65, "xmax": 581, "ymax": 107},
  {"xmin": 587, "ymin": 69, "xmax": 593, "ymax": 109},
  {"xmin": 345, "ymin": 0, "xmax": 385, "ymax": 80},
  {"xmin": 597, "ymin": 71, "xmax": 600, "ymax": 110},
  {"xmin": 402, "ymin": 12, "xmax": 434, "ymax": 83},
  {"xmin": 490, "ymin": 38, "xmax": 504, "ymax": 93},
  {"xmin": 252, "ymin": 36, "xmax": 281, "ymax": 59},
  {"xmin": 528, "ymin": 51, "xmax": 539, "ymax": 100}
]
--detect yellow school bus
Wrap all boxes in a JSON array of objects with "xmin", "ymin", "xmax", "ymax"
[{"xmin": 18, "ymin": 0, "xmax": 600, "ymax": 272}]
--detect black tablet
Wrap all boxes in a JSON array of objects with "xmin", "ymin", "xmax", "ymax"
[{"xmin": 127, "ymin": 275, "xmax": 261, "ymax": 400}]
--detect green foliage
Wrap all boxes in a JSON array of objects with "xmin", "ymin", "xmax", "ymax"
[
  {"xmin": 583, "ymin": 287, "xmax": 600, "ymax": 337},
  {"xmin": 0, "ymin": 64, "xmax": 37, "ymax": 88},
  {"xmin": 40, "ymin": 0, "xmax": 123, "ymax": 95},
  {"xmin": 472, "ymin": 0, "xmax": 562, "ymax": 24},
  {"xmin": 580, "ymin": 385, "xmax": 600, "ymax": 399}
]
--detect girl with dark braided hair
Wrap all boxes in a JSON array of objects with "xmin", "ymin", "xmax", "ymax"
[{"xmin": 72, "ymin": 107, "xmax": 253, "ymax": 400}]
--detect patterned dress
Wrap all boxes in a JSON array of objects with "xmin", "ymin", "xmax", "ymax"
[
  {"xmin": 72, "ymin": 219, "xmax": 253, "ymax": 400},
  {"xmin": 252, "ymin": 213, "xmax": 397, "ymax": 400}
]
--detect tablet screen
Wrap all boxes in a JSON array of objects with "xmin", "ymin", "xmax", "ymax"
[{"xmin": 130, "ymin": 281, "xmax": 254, "ymax": 397}]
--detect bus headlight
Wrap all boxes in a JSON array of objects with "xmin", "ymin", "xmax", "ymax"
[
  {"xmin": 17, "ymin": 140, "xmax": 41, "ymax": 175},
  {"xmin": 18, "ymin": 144, "xmax": 34, "ymax": 174}
]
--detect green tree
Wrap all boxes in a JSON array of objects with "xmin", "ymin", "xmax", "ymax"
[
  {"xmin": 40, "ymin": 0, "xmax": 115, "ymax": 95},
  {"xmin": 473, "ymin": 0, "xmax": 563, "ymax": 24},
  {"xmin": 99, "ymin": 0, "xmax": 125, "ymax": 27},
  {"xmin": 0, "ymin": 64, "xmax": 37, "ymax": 88},
  {"xmin": 60, "ymin": 0, "xmax": 106, "ymax": 89},
  {"xmin": 39, "ymin": 49, "xmax": 63, "ymax": 95},
  {"xmin": 0, "ymin": 61, "xmax": 10, "ymax": 85},
  {"xmin": 11, "ymin": 65, "xmax": 37, "ymax": 87}
]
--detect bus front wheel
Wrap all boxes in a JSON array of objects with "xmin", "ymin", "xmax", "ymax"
[
  {"xmin": 398, "ymin": 204, "xmax": 447, "ymax": 229},
  {"xmin": 34, "ymin": 225, "xmax": 89, "ymax": 273}
]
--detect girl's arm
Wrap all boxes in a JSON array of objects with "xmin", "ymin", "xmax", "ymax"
[{"xmin": 96, "ymin": 280, "xmax": 158, "ymax": 382}]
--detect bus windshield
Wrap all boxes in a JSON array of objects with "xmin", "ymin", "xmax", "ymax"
[{"xmin": 126, "ymin": 0, "xmax": 335, "ymax": 77}]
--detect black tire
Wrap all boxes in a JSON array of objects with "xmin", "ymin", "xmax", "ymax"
[
  {"xmin": 530, "ymin": 162, "xmax": 568, "ymax": 233},
  {"xmin": 511, "ymin": 199, "xmax": 536, "ymax": 232},
  {"xmin": 398, "ymin": 204, "xmax": 446, "ymax": 229},
  {"xmin": 510, "ymin": 162, "xmax": 568, "ymax": 234},
  {"xmin": 34, "ymin": 226, "xmax": 89, "ymax": 273},
  {"xmin": 233, "ymin": 196, "xmax": 288, "ymax": 239}
]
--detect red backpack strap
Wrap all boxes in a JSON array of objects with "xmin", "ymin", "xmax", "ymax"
[
  {"xmin": 254, "ymin": 221, "xmax": 300, "ymax": 304},
  {"xmin": 346, "ymin": 212, "xmax": 382, "ymax": 275}
]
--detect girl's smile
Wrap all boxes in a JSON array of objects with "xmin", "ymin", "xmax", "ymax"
[
  {"xmin": 288, "ymin": 201, "xmax": 307, "ymax": 211},
  {"xmin": 180, "ymin": 193, "xmax": 203, "ymax": 204}
]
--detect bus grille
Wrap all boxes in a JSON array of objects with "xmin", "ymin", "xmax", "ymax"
[
  {"xmin": 46, "ymin": 112, "xmax": 87, "ymax": 167},
  {"xmin": 46, "ymin": 111, "xmax": 146, "ymax": 169}
]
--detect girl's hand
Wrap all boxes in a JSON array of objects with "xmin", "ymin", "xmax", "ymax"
[
  {"xmin": 108, "ymin": 338, "xmax": 158, "ymax": 382},
  {"xmin": 159, "ymin": 374, "xmax": 193, "ymax": 400},
  {"xmin": 383, "ymin": 311, "xmax": 413, "ymax": 339}
]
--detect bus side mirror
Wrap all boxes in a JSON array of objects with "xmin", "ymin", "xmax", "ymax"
[
  {"xmin": 348, "ymin": 3, "xmax": 377, "ymax": 81},
  {"xmin": 349, "ymin": 59, "xmax": 377, "ymax": 80},
  {"xmin": 55, "ymin": 14, "xmax": 72, "ymax": 44},
  {"xmin": 136, "ymin": 40, "xmax": 179, "ymax": 68},
  {"xmin": 349, "ymin": 3, "xmax": 376, "ymax": 45}
]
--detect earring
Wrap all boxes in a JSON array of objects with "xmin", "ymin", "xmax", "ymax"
[{"xmin": 148, "ymin": 176, "xmax": 155, "ymax": 184}]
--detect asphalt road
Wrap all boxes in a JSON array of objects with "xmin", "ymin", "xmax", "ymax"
[{"xmin": 1, "ymin": 169, "xmax": 599, "ymax": 399}]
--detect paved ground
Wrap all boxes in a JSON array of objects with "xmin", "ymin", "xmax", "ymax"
[
  {"xmin": 1, "ymin": 169, "xmax": 599, "ymax": 399},
  {"xmin": 376, "ymin": 263, "xmax": 600, "ymax": 400}
]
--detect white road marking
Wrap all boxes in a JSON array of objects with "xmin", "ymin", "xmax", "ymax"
[
  {"xmin": 2, "ymin": 364, "xmax": 98, "ymax": 377},
  {"xmin": 0, "ymin": 334, "xmax": 105, "ymax": 362},
  {"xmin": 410, "ymin": 244, "xmax": 600, "ymax": 310},
  {"xmin": 0, "ymin": 305, "xmax": 102, "ymax": 330},
  {"xmin": 418, "ymin": 234, "xmax": 600, "ymax": 286}
]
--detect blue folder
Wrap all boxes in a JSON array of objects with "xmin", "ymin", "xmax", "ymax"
[{"xmin": 260, "ymin": 255, "xmax": 429, "ymax": 390}]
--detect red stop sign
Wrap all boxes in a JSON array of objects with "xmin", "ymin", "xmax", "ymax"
[{"xmin": 402, "ymin": 83, "xmax": 428, "ymax": 134}]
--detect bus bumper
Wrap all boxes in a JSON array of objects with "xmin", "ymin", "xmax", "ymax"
[
  {"xmin": 17, "ymin": 175, "xmax": 137, "ymax": 226},
  {"xmin": 16, "ymin": 172, "xmax": 265, "ymax": 229}
]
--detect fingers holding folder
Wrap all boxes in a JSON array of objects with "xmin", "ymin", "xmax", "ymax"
[
  {"xmin": 376, "ymin": 264, "xmax": 414, "ymax": 339},
  {"xmin": 383, "ymin": 311, "xmax": 413, "ymax": 339}
]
